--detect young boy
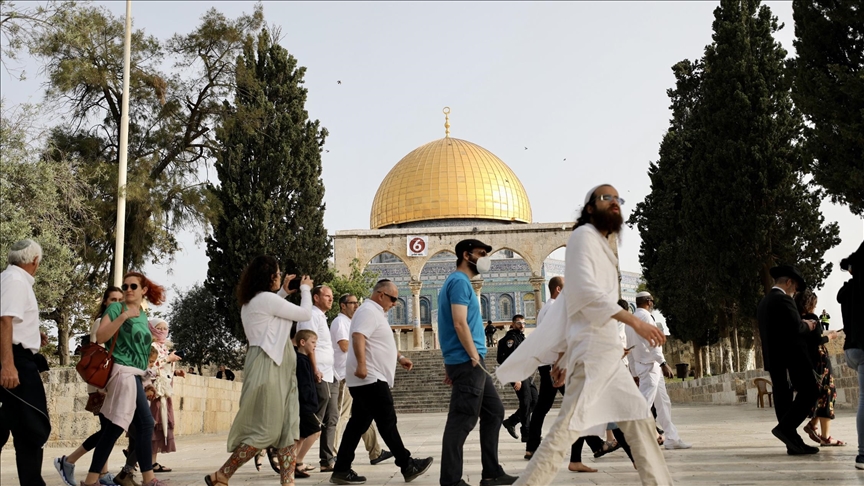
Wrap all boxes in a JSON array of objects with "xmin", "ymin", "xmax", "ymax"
[{"xmin": 294, "ymin": 329, "xmax": 322, "ymax": 478}]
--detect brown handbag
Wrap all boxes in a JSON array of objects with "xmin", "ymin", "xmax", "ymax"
[{"xmin": 76, "ymin": 329, "xmax": 119, "ymax": 389}]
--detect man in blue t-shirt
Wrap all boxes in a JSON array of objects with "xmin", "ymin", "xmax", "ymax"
[{"xmin": 437, "ymin": 239, "xmax": 516, "ymax": 486}]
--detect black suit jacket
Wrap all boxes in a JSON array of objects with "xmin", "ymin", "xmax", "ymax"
[{"xmin": 757, "ymin": 288, "xmax": 811, "ymax": 372}]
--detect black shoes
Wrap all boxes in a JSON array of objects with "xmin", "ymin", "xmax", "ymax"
[
  {"xmin": 502, "ymin": 420, "xmax": 519, "ymax": 440},
  {"xmin": 519, "ymin": 427, "xmax": 529, "ymax": 443},
  {"xmin": 370, "ymin": 450, "xmax": 394, "ymax": 465},
  {"xmin": 479, "ymin": 473, "xmax": 518, "ymax": 485},
  {"xmin": 330, "ymin": 469, "xmax": 366, "ymax": 485},
  {"xmin": 772, "ymin": 426, "xmax": 819, "ymax": 455},
  {"xmin": 402, "ymin": 457, "xmax": 434, "ymax": 482}
]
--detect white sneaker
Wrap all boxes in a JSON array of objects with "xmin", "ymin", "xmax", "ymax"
[{"xmin": 664, "ymin": 439, "xmax": 692, "ymax": 450}]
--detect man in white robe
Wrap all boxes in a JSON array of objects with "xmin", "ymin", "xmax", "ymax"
[{"xmin": 498, "ymin": 184, "xmax": 673, "ymax": 486}]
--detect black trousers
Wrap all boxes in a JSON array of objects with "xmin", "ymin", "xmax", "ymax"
[
  {"xmin": 506, "ymin": 377, "xmax": 537, "ymax": 432},
  {"xmin": 334, "ymin": 380, "xmax": 411, "ymax": 472},
  {"xmin": 441, "ymin": 360, "xmax": 505, "ymax": 486},
  {"xmin": 526, "ymin": 366, "xmax": 560, "ymax": 452},
  {"xmin": 571, "ymin": 435, "xmax": 605, "ymax": 462},
  {"xmin": 769, "ymin": 361, "xmax": 819, "ymax": 437},
  {"xmin": 0, "ymin": 346, "xmax": 51, "ymax": 486}
]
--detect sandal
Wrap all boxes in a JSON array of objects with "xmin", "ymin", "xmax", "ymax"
[
  {"xmin": 295, "ymin": 468, "xmax": 310, "ymax": 479},
  {"xmin": 296, "ymin": 463, "xmax": 315, "ymax": 472},
  {"xmin": 657, "ymin": 435, "xmax": 665, "ymax": 446},
  {"xmin": 267, "ymin": 447, "xmax": 281, "ymax": 474},
  {"xmin": 803, "ymin": 423, "xmax": 821, "ymax": 444},
  {"xmin": 820, "ymin": 436, "xmax": 846, "ymax": 446},
  {"xmin": 593, "ymin": 440, "xmax": 620, "ymax": 458},
  {"xmin": 152, "ymin": 463, "xmax": 172, "ymax": 473},
  {"xmin": 254, "ymin": 451, "xmax": 263, "ymax": 471},
  {"xmin": 205, "ymin": 471, "xmax": 229, "ymax": 486}
]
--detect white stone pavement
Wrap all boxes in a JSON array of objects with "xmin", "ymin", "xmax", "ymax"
[{"xmin": 4, "ymin": 404, "xmax": 864, "ymax": 485}]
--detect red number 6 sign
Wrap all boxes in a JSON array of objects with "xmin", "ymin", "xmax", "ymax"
[{"xmin": 407, "ymin": 236, "xmax": 428, "ymax": 257}]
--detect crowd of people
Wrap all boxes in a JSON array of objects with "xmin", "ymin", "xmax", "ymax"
[{"xmin": 1, "ymin": 184, "xmax": 862, "ymax": 486}]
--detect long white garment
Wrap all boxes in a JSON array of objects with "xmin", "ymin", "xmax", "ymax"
[
  {"xmin": 635, "ymin": 361, "xmax": 680, "ymax": 442},
  {"xmin": 497, "ymin": 224, "xmax": 651, "ymax": 432},
  {"xmin": 625, "ymin": 308, "xmax": 665, "ymax": 376}
]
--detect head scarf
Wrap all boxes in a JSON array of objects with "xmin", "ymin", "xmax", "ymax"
[{"xmin": 148, "ymin": 318, "xmax": 169, "ymax": 344}]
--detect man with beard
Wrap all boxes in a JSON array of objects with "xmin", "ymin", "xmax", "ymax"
[
  {"xmin": 758, "ymin": 265, "xmax": 819, "ymax": 455},
  {"xmin": 498, "ymin": 315, "xmax": 537, "ymax": 442},
  {"xmin": 497, "ymin": 184, "xmax": 672, "ymax": 485},
  {"xmin": 438, "ymin": 239, "xmax": 516, "ymax": 486}
]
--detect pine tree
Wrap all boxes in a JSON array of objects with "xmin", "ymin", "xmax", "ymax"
[
  {"xmin": 789, "ymin": 0, "xmax": 864, "ymax": 215},
  {"xmin": 205, "ymin": 28, "xmax": 331, "ymax": 340},
  {"xmin": 632, "ymin": 0, "xmax": 839, "ymax": 372}
]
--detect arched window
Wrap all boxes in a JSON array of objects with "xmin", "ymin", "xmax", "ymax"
[
  {"xmin": 481, "ymin": 295, "xmax": 490, "ymax": 321},
  {"xmin": 523, "ymin": 292, "xmax": 535, "ymax": 319},
  {"xmin": 420, "ymin": 297, "xmax": 431, "ymax": 324},
  {"xmin": 390, "ymin": 299, "xmax": 406, "ymax": 325},
  {"xmin": 498, "ymin": 294, "xmax": 513, "ymax": 321}
]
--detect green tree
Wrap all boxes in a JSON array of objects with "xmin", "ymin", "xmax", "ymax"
[
  {"xmin": 0, "ymin": 0, "xmax": 76, "ymax": 78},
  {"xmin": 205, "ymin": 28, "xmax": 331, "ymax": 340},
  {"xmin": 631, "ymin": 0, "xmax": 839, "ymax": 373},
  {"xmin": 789, "ymin": 0, "xmax": 864, "ymax": 215},
  {"xmin": 32, "ymin": 4, "xmax": 263, "ymax": 280},
  {"xmin": 167, "ymin": 284, "xmax": 243, "ymax": 374},
  {"xmin": 324, "ymin": 259, "xmax": 379, "ymax": 321},
  {"xmin": 0, "ymin": 101, "xmax": 97, "ymax": 363}
]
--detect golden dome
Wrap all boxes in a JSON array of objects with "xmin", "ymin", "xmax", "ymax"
[{"xmin": 370, "ymin": 136, "xmax": 532, "ymax": 229}]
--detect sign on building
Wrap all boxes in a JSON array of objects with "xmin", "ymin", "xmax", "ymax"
[{"xmin": 407, "ymin": 236, "xmax": 428, "ymax": 257}]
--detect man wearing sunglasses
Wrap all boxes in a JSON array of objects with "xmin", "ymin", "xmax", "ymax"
[
  {"xmin": 330, "ymin": 280, "xmax": 433, "ymax": 484},
  {"xmin": 626, "ymin": 291, "xmax": 691, "ymax": 450},
  {"xmin": 438, "ymin": 239, "xmax": 516, "ymax": 486},
  {"xmin": 498, "ymin": 185, "xmax": 672, "ymax": 486},
  {"xmin": 331, "ymin": 294, "xmax": 392, "ymax": 467}
]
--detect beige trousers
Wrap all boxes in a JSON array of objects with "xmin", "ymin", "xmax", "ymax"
[
  {"xmin": 334, "ymin": 379, "xmax": 382, "ymax": 460},
  {"xmin": 514, "ymin": 364, "xmax": 673, "ymax": 486}
]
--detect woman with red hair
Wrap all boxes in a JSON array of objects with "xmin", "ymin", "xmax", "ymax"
[{"xmin": 80, "ymin": 272, "xmax": 167, "ymax": 486}]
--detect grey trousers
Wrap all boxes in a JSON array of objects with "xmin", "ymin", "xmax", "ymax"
[{"xmin": 316, "ymin": 379, "xmax": 340, "ymax": 467}]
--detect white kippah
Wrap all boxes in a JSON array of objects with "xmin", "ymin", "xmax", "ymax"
[
  {"xmin": 584, "ymin": 185, "xmax": 603, "ymax": 206},
  {"xmin": 635, "ymin": 291, "xmax": 652, "ymax": 298}
]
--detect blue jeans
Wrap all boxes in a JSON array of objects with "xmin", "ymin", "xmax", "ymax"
[{"xmin": 845, "ymin": 348, "xmax": 864, "ymax": 456}]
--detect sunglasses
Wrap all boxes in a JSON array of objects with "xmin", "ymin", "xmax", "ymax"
[
  {"xmin": 380, "ymin": 291, "xmax": 398, "ymax": 304},
  {"xmin": 121, "ymin": 283, "xmax": 139, "ymax": 291}
]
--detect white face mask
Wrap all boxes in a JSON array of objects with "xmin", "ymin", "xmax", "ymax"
[{"xmin": 470, "ymin": 255, "xmax": 492, "ymax": 274}]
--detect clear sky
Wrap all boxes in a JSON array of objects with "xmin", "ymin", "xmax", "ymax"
[{"xmin": 2, "ymin": 1, "xmax": 861, "ymax": 326}]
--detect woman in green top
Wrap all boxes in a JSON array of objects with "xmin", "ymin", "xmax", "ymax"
[{"xmin": 81, "ymin": 271, "xmax": 167, "ymax": 486}]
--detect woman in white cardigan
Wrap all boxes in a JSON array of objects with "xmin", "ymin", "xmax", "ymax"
[{"xmin": 206, "ymin": 255, "xmax": 313, "ymax": 486}]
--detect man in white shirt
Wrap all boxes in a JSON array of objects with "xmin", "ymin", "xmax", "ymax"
[
  {"xmin": 330, "ymin": 280, "xmax": 433, "ymax": 485},
  {"xmin": 331, "ymin": 293, "xmax": 392, "ymax": 465},
  {"xmin": 625, "ymin": 291, "xmax": 691, "ymax": 450},
  {"xmin": 297, "ymin": 285, "xmax": 340, "ymax": 471},
  {"xmin": 0, "ymin": 239, "xmax": 51, "ymax": 486}
]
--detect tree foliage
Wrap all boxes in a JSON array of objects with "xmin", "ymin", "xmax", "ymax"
[
  {"xmin": 0, "ymin": 0, "xmax": 76, "ymax": 78},
  {"xmin": 167, "ymin": 284, "xmax": 243, "ymax": 373},
  {"xmin": 205, "ymin": 28, "xmax": 331, "ymax": 341},
  {"xmin": 32, "ymin": 4, "xmax": 264, "ymax": 279},
  {"xmin": 630, "ymin": 0, "xmax": 840, "ymax": 359},
  {"xmin": 324, "ymin": 259, "xmax": 379, "ymax": 321},
  {"xmin": 0, "ymin": 100, "xmax": 98, "ymax": 362},
  {"xmin": 789, "ymin": 0, "xmax": 864, "ymax": 215}
]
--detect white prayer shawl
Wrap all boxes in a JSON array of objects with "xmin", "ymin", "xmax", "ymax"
[{"xmin": 497, "ymin": 224, "xmax": 650, "ymax": 432}]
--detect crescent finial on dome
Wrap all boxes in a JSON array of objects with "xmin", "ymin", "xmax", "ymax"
[{"xmin": 443, "ymin": 106, "xmax": 451, "ymax": 138}]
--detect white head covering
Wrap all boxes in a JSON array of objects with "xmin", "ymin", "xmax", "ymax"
[
  {"xmin": 583, "ymin": 184, "xmax": 612, "ymax": 206},
  {"xmin": 635, "ymin": 291, "xmax": 652, "ymax": 298}
]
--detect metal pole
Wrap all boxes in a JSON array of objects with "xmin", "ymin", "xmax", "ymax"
[{"xmin": 112, "ymin": 0, "xmax": 133, "ymax": 286}]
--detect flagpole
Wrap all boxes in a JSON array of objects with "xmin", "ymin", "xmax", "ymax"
[{"xmin": 113, "ymin": 0, "xmax": 133, "ymax": 286}]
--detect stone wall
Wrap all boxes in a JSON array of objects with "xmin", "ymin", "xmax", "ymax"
[
  {"xmin": 18, "ymin": 368, "xmax": 243, "ymax": 449},
  {"xmin": 667, "ymin": 340, "xmax": 859, "ymax": 408}
]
